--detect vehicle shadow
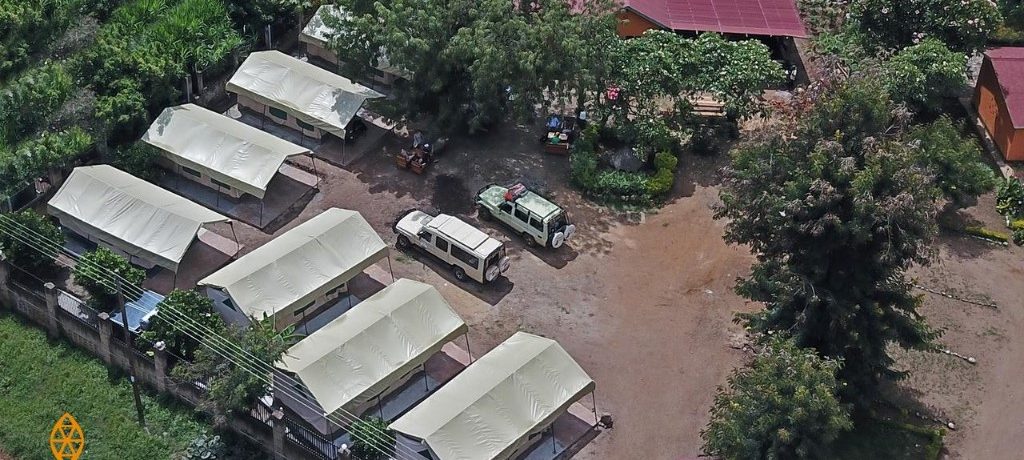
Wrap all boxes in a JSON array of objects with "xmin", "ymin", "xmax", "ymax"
[{"xmin": 393, "ymin": 245, "xmax": 514, "ymax": 306}]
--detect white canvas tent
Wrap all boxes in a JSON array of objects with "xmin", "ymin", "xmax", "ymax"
[
  {"xmin": 199, "ymin": 208, "xmax": 387, "ymax": 328},
  {"xmin": 390, "ymin": 332, "xmax": 596, "ymax": 460},
  {"xmin": 299, "ymin": 5, "xmax": 407, "ymax": 78},
  {"xmin": 142, "ymin": 104, "xmax": 311, "ymax": 199},
  {"xmin": 47, "ymin": 165, "xmax": 229, "ymax": 272},
  {"xmin": 226, "ymin": 50, "xmax": 383, "ymax": 139},
  {"xmin": 277, "ymin": 278, "xmax": 468, "ymax": 418}
]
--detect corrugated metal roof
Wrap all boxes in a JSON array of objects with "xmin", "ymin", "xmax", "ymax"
[
  {"xmin": 624, "ymin": 0, "xmax": 808, "ymax": 38},
  {"xmin": 986, "ymin": 47, "xmax": 1024, "ymax": 129}
]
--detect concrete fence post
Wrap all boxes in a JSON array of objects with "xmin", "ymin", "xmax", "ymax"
[
  {"xmin": 271, "ymin": 409, "xmax": 286, "ymax": 460},
  {"xmin": 43, "ymin": 282, "xmax": 60, "ymax": 339},
  {"xmin": 96, "ymin": 312, "xmax": 113, "ymax": 365},
  {"xmin": 0, "ymin": 260, "xmax": 11, "ymax": 307},
  {"xmin": 153, "ymin": 341, "xmax": 169, "ymax": 394},
  {"xmin": 47, "ymin": 166, "xmax": 64, "ymax": 190}
]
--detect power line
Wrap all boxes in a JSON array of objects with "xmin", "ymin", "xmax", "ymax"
[
  {"xmin": 0, "ymin": 216, "xmax": 416, "ymax": 460},
  {"xmin": 0, "ymin": 217, "xmax": 412, "ymax": 460}
]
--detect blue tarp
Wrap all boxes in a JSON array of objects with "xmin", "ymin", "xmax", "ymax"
[{"xmin": 110, "ymin": 290, "xmax": 164, "ymax": 333}]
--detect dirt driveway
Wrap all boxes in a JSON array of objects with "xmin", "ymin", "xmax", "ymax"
[{"xmin": 203, "ymin": 120, "xmax": 1024, "ymax": 459}]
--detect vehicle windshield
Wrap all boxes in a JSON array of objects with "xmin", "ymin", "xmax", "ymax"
[{"xmin": 548, "ymin": 212, "xmax": 568, "ymax": 233}]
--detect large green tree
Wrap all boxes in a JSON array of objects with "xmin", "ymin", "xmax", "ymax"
[
  {"xmin": 882, "ymin": 38, "xmax": 966, "ymax": 114},
  {"xmin": 701, "ymin": 338, "xmax": 852, "ymax": 459},
  {"xmin": 326, "ymin": 0, "xmax": 617, "ymax": 133},
  {"xmin": 140, "ymin": 289, "xmax": 226, "ymax": 361},
  {"xmin": 174, "ymin": 317, "xmax": 296, "ymax": 419},
  {"xmin": 907, "ymin": 117, "xmax": 995, "ymax": 204},
  {"xmin": 716, "ymin": 79, "xmax": 947, "ymax": 402}
]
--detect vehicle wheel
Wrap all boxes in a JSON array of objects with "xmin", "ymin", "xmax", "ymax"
[
  {"xmin": 478, "ymin": 207, "xmax": 492, "ymax": 221},
  {"xmin": 522, "ymin": 232, "xmax": 536, "ymax": 247},
  {"xmin": 396, "ymin": 235, "xmax": 411, "ymax": 249},
  {"xmin": 551, "ymin": 232, "xmax": 566, "ymax": 249},
  {"xmin": 453, "ymin": 266, "xmax": 467, "ymax": 281}
]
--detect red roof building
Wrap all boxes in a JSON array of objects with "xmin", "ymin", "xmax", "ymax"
[
  {"xmin": 617, "ymin": 0, "xmax": 808, "ymax": 38},
  {"xmin": 974, "ymin": 47, "xmax": 1024, "ymax": 162}
]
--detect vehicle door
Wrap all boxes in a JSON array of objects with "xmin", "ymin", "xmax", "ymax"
[
  {"xmin": 417, "ymin": 230, "xmax": 445, "ymax": 260},
  {"xmin": 512, "ymin": 204, "xmax": 533, "ymax": 234},
  {"xmin": 527, "ymin": 214, "xmax": 547, "ymax": 244},
  {"xmin": 497, "ymin": 201, "xmax": 520, "ymax": 230}
]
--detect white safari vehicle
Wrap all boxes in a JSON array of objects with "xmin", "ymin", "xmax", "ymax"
[
  {"xmin": 475, "ymin": 183, "xmax": 576, "ymax": 248},
  {"xmin": 394, "ymin": 210, "xmax": 511, "ymax": 283}
]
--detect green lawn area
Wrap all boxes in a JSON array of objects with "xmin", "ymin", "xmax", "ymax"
[
  {"xmin": 0, "ymin": 313, "xmax": 210, "ymax": 459},
  {"xmin": 834, "ymin": 417, "xmax": 944, "ymax": 460}
]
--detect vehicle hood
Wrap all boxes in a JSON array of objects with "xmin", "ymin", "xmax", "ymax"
[{"xmin": 396, "ymin": 210, "xmax": 433, "ymax": 235}]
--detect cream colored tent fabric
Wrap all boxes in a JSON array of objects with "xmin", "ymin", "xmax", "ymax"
[
  {"xmin": 277, "ymin": 278, "xmax": 468, "ymax": 417},
  {"xmin": 143, "ymin": 104, "xmax": 310, "ymax": 199},
  {"xmin": 390, "ymin": 332, "xmax": 595, "ymax": 460},
  {"xmin": 47, "ymin": 165, "xmax": 229, "ymax": 271},
  {"xmin": 299, "ymin": 5, "xmax": 406, "ymax": 77},
  {"xmin": 199, "ymin": 208, "xmax": 387, "ymax": 323},
  {"xmin": 226, "ymin": 51, "xmax": 383, "ymax": 138}
]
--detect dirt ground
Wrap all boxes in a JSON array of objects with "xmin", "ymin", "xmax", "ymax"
[{"xmin": 194, "ymin": 119, "xmax": 1024, "ymax": 459}]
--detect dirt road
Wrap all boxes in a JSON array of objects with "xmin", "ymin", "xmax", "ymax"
[{"xmin": 208, "ymin": 122, "xmax": 1024, "ymax": 459}]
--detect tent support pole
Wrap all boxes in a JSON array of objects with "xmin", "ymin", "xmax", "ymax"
[
  {"xmin": 229, "ymin": 221, "xmax": 240, "ymax": 257},
  {"xmin": 309, "ymin": 153, "xmax": 320, "ymax": 190},
  {"xmin": 260, "ymin": 201, "xmax": 265, "ymax": 228},
  {"xmin": 591, "ymin": 392, "xmax": 598, "ymax": 425},
  {"xmin": 422, "ymin": 363, "xmax": 429, "ymax": 393},
  {"xmin": 173, "ymin": 271, "xmax": 178, "ymax": 289},
  {"xmin": 377, "ymin": 395, "xmax": 384, "ymax": 419},
  {"xmin": 464, "ymin": 333, "xmax": 472, "ymax": 362},
  {"xmin": 387, "ymin": 256, "xmax": 395, "ymax": 283},
  {"xmin": 552, "ymin": 423, "xmax": 557, "ymax": 453}
]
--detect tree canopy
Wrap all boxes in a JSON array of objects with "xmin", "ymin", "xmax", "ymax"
[
  {"xmin": 716, "ymin": 79, "xmax": 946, "ymax": 402},
  {"xmin": 850, "ymin": 0, "xmax": 1001, "ymax": 52},
  {"xmin": 141, "ymin": 289, "xmax": 226, "ymax": 361},
  {"xmin": 72, "ymin": 247, "xmax": 146, "ymax": 307},
  {"xmin": 0, "ymin": 210, "xmax": 64, "ymax": 279},
  {"xmin": 702, "ymin": 338, "xmax": 852, "ymax": 459},
  {"xmin": 882, "ymin": 38, "xmax": 966, "ymax": 114}
]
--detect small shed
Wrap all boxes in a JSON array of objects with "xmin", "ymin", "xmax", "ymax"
[
  {"xmin": 974, "ymin": 47, "xmax": 1024, "ymax": 162},
  {"xmin": 47, "ymin": 165, "xmax": 229, "ymax": 272},
  {"xmin": 198, "ymin": 208, "xmax": 388, "ymax": 330},
  {"xmin": 226, "ymin": 51, "xmax": 383, "ymax": 141},
  {"xmin": 143, "ymin": 104, "xmax": 312, "ymax": 199}
]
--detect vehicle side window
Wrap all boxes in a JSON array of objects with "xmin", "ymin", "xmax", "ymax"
[
  {"xmin": 418, "ymin": 231, "xmax": 432, "ymax": 242},
  {"xmin": 514, "ymin": 207, "xmax": 529, "ymax": 222},
  {"xmin": 451, "ymin": 246, "xmax": 479, "ymax": 268},
  {"xmin": 499, "ymin": 202, "xmax": 512, "ymax": 214},
  {"xmin": 529, "ymin": 216, "xmax": 544, "ymax": 231},
  {"xmin": 434, "ymin": 237, "xmax": 449, "ymax": 252}
]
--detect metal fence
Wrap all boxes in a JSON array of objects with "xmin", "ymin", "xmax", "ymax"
[
  {"xmin": 58, "ymin": 290, "xmax": 98, "ymax": 327},
  {"xmin": 284, "ymin": 416, "xmax": 338, "ymax": 460}
]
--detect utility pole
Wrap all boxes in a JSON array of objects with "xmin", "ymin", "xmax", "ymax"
[{"xmin": 117, "ymin": 279, "xmax": 147, "ymax": 430}]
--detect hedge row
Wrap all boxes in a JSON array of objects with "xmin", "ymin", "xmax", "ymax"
[{"xmin": 569, "ymin": 125, "xmax": 679, "ymax": 205}]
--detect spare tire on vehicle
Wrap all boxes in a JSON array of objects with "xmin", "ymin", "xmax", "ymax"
[{"xmin": 551, "ymin": 231, "xmax": 566, "ymax": 249}]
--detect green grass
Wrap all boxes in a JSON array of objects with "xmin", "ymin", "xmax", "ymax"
[
  {"xmin": 834, "ymin": 417, "xmax": 944, "ymax": 460},
  {"xmin": 0, "ymin": 313, "xmax": 210, "ymax": 459}
]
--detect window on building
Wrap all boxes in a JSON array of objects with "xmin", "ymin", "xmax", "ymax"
[
  {"xmin": 451, "ymin": 245, "xmax": 479, "ymax": 268},
  {"xmin": 296, "ymin": 118, "xmax": 315, "ymax": 131},
  {"xmin": 181, "ymin": 166, "xmax": 202, "ymax": 178},
  {"xmin": 268, "ymin": 106, "xmax": 288, "ymax": 120},
  {"xmin": 211, "ymin": 178, "xmax": 232, "ymax": 190},
  {"xmin": 434, "ymin": 237, "xmax": 449, "ymax": 253}
]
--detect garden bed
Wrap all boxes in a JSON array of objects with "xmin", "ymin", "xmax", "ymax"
[{"xmin": 569, "ymin": 125, "xmax": 678, "ymax": 206}]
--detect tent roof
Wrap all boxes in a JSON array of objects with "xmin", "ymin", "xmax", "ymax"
[
  {"xmin": 277, "ymin": 278, "xmax": 468, "ymax": 416},
  {"xmin": 390, "ymin": 332, "xmax": 595, "ymax": 460},
  {"xmin": 47, "ymin": 165, "xmax": 228, "ymax": 271},
  {"xmin": 143, "ymin": 104, "xmax": 311, "ymax": 199},
  {"xmin": 985, "ymin": 47, "xmax": 1024, "ymax": 129},
  {"xmin": 225, "ymin": 51, "xmax": 383, "ymax": 138},
  {"xmin": 624, "ymin": 0, "xmax": 808, "ymax": 38},
  {"xmin": 199, "ymin": 208, "xmax": 388, "ymax": 321}
]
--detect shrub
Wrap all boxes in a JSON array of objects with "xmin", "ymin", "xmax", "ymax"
[
  {"xmin": 349, "ymin": 417, "xmax": 395, "ymax": 460},
  {"xmin": 0, "ymin": 63, "xmax": 73, "ymax": 143},
  {"xmin": 907, "ymin": 117, "xmax": 995, "ymax": 204},
  {"xmin": 964, "ymin": 226, "xmax": 1010, "ymax": 243},
  {"xmin": 0, "ymin": 210, "xmax": 64, "ymax": 279},
  {"xmin": 883, "ymin": 39, "xmax": 967, "ymax": 113},
  {"xmin": 594, "ymin": 170, "xmax": 649, "ymax": 198},
  {"xmin": 0, "ymin": 128, "xmax": 93, "ymax": 196},
  {"xmin": 996, "ymin": 177, "xmax": 1024, "ymax": 218},
  {"xmin": 850, "ymin": 0, "xmax": 1001, "ymax": 52},
  {"xmin": 72, "ymin": 247, "xmax": 145, "ymax": 307},
  {"xmin": 1013, "ymin": 229, "xmax": 1024, "ymax": 246},
  {"xmin": 141, "ymin": 289, "xmax": 225, "ymax": 360},
  {"xmin": 646, "ymin": 151, "xmax": 678, "ymax": 197}
]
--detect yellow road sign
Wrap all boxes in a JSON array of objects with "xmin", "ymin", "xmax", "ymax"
[{"xmin": 49, "ymin": 413, "xmax": 85, "ymax": 460}]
